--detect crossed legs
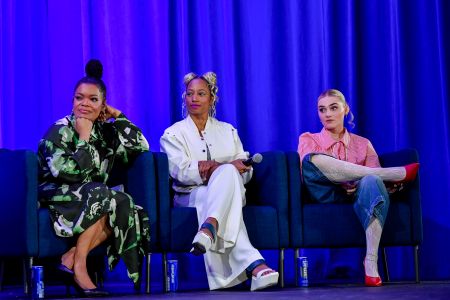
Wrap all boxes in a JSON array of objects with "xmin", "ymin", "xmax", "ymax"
[
  {"xmin": 189, "ymin": 164, "xmax": 278, "ymax": 289},
  {"xmin": 199, "ymin": 217, "xmax": 274, "ymax": 278},
  {"xmin": 61, "ymin": 215, "xmax": 112, "ymax": 289},
  {"xmin": 310, "ymin": 154, "xmax": 408, "ymax": 183},
  {"xmin": 305, "ymin": 154, "xmax": 400, "ymax": 282}
]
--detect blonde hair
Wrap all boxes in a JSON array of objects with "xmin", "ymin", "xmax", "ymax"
[
  {"xmin": 181, "ymin": 72, "xmax": 219, "ymax": 118},
  {"xmin": 318, "ymin": 89, "xmax": 355, "ymax": 129}
]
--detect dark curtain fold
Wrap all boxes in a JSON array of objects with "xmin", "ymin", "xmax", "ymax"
[{"xmin": 1, "ymin": 0, "xmax": 449, "ymax": 281}]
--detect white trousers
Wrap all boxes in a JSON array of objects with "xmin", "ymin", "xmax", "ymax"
[{"xmin": 174, "ymin": 164, "xmax": 264, "ymax": 290}]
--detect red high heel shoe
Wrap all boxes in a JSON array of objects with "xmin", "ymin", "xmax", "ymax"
[
  {"xmin": 363, "ymin": 259, "xmax": 382, "ymax": 287},
  {"xmin": 403, "ymin": 163, "xmax": 420, "ymax": 182},
  {"xmin": 393, "ymin": 163, "xmax": 419, "ymax": 184},
  {"xmin": 365, "ymin": 274, "xmax": 382, "ymax": 287}
]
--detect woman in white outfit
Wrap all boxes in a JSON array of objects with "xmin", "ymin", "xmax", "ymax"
[{"xmin": 160, "ymin": 72, "xmax": 279, "ymax": 291}]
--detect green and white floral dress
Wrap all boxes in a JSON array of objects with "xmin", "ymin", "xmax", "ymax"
[{"xmin": 38, "ymin": 113, "xmax": 150, "ymax": 286}]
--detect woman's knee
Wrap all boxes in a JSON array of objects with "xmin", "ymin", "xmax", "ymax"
[
  {"xmin": 358, "ymin": 174, "xmax": 389, "ymax": 198},
  {"xmin": 81, "ymin": 182, "xmax": 111, "ymax": 199},
  {"xmin": 359, "ymin": 174, "xmax": 383, "ymax": 187},
  {"xmin": 301, "ymin": 156, "xmax": 314, "ymax": 178},
  {"xmin": 209, "ymin": 163, "xmax": 243, "ymax": 193},
  {"xmin": 354, "ymin": 175, "xmax": 390, "ymax": 221},
  {"xmin": 302, "ymin": 153, "xmax": 318, "ymax": 166},
  {"xmin": 301, "ymin": 155, "xmax": 329, "ymax": 183},
  {"xmin": 215, "ymin": 163, "xmax": 240, "ymax": 179},
  {"xmin": 113, "ymin": 191, "xmax": 133, "ymax": 208}
]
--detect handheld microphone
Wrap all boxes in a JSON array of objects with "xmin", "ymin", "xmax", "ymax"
[{"xmin": 243, "ymin": 153, "xmax": 263, "ymax": 166}]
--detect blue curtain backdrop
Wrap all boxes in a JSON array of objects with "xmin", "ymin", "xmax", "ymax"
[{"xmin": 1, "ymin": 0, "xmax": 449, "ymax": 283}]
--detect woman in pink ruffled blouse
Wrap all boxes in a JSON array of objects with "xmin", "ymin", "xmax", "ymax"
[{"xmin": 297, "ymin": 89, "xmax": 419, "ymax": 287}]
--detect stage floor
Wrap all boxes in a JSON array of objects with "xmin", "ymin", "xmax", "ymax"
[{"xmin": 1, "ymin": 281, "xmax": 450, "ymax": 300}]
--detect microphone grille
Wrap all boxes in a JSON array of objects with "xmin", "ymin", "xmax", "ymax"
[{"xmin": 252, "ymin": 153, "xmax": 263, "ymax": 163}]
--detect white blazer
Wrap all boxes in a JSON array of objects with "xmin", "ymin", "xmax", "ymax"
[{"xmin": 160, "ymin": 115, "xmax": 252, "ymax": 193}]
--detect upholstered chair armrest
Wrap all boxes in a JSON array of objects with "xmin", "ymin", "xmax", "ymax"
[
  {"xmin": 152, "ymin": 152, "xmax": 170, "ymax": 250},
  {"xmin": 245, "ymin": 151, "xmax": 289, "ymax": 247},
  {"xmin": 285, "ymin": 151, "xmax": 303, "ymax": 247},
  {"xmin": 125, "ymin": 151, "xmax": 158, "ymax": 250},
  {"xmin": 379, "ymin": 148, "xmax": 423, "ymax": 244},
  {"xmin": 0, "ymin": 149, "xmax": 38, "ymax": 257}
]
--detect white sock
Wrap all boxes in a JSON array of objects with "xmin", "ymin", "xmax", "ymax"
[
  {"xmin": 311, "ymin": 154, "xmax": 406, "ymax": 183},
  {"xmin": 365, "ymin": 218, "xmax": 382, "ymax": 277}
]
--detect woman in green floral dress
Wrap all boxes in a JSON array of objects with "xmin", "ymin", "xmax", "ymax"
[{"xmin": 37, "ymin": 59, "xmax": 150, "ymax": 295}]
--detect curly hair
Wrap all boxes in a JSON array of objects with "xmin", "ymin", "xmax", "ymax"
[{"xmin": 181, "ymin": 72, "xmax": 219, "ymax": 118}]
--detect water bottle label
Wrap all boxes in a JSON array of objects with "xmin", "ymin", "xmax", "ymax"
[
  {"xmin": 167, "ymin": 260, "xmax": 178, "ymax": 292},
  {"xmin": 297, "ymin": 257, "xmax": 309, "ymax": 287},
  {"xmin": 31, "ymin": 266, "xmax": 44, "ymax": 299}
]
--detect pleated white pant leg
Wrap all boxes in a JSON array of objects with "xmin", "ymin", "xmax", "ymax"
[{"xmin": 176, "ymin": 164, "xmax": 264, "ymax": 290}]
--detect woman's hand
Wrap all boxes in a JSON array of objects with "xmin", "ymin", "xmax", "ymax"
[
  {"xmin": 198, "ymin": 160, "xmax": 221, "ymax": 183},
  {"xmin": 99, "ymin": 104, "xmax": 122, "ymax": 122},
  {"xmin": 230, "ymin": 159, "xmax": 251, "ymax": 175},
  {"xmin": 75, "ymin": 117, "xmax": 93, "ymax": 141},
  {"xmin": 341, "ymin": 182, "xmax": 357, "ymax": 195},
  {"xmin": 198, "ymin": 159, "xmax": 250, "ymax": 184},
  {"xmin": 386, "ymin": 182, "xmax": 404, "ymax": 194}
]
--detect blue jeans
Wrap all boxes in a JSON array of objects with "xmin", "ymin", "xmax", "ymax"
[{"xmin": 302, "ymin": 153, "xmax": 390, "ymax": 230}]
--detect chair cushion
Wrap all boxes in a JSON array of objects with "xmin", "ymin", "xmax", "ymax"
[
  {"xmin": 38, "ymin": 208, "xmax": 76, "ymax": 257},
  {"xmin": 381, "ymin": 202, "xmax": 413, "ymax": 245},
  {"xmin": 302, "ymin": 202, "xmax": 412, "ymax": 248},
  {"xmin": 170, "ymin": 207, "xmax": 198, "ymax": 252},
  {"xmin": 302, "ymin": 203, "xmax": 366, "ymax": 247}
]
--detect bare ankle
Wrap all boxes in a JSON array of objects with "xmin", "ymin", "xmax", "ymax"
[
  {"xmin": 61, "ymin": 247, "xmax": 76, "ymax": 268},
  {"xmin": 205, "ymin": 217, "xmax": 218, "ymax": 230},
  {"xmin": 201, "ymin": 218, "xmax": 218, "ymax": 241},
  {"xmin": 200, "ymin": 228, "xmax": 213, "ymax": 239},
  {"xmin": 252, "ymin": 264, "xmax": 273, "ymax": 277}
]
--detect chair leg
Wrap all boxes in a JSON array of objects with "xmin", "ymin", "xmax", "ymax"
[
  {"xmin": 278, "ymin": 248, "xmax": 285, "ymax": 288},
  {"xmin": 0, "ymin": 260, "xmax": 4, "ymax": 291},
  {"xmin": 294, "ymin": 248, "xmax": 300, "ymax": 287},
  {"xmin": 23, "ymin": 257, "xmax": 33, "ymax": 295},
  {"xmin": 91, "ymin": 257, "xmax": 104, "ymax": 288},
  {"xmin": 414, "ymin": 245, "xmax": 420, "ymax": 283},
  {"xmin": 162, "ymin": 252, "xmax": 168, "ymax": 292},
  {"xmin": 381, "ymin": 247, "xmax": 390, "ymax": 282},
  {"xmin": 146, "ymin": 253, "xmax": 151, "ymax": 294},
  {"xmin": 93, "ymin": 272, "xmax": 99, "ymax": 287},
  {"xmin": 93, "ymin": 271, "xmax": 105, "ymax": 288}
]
